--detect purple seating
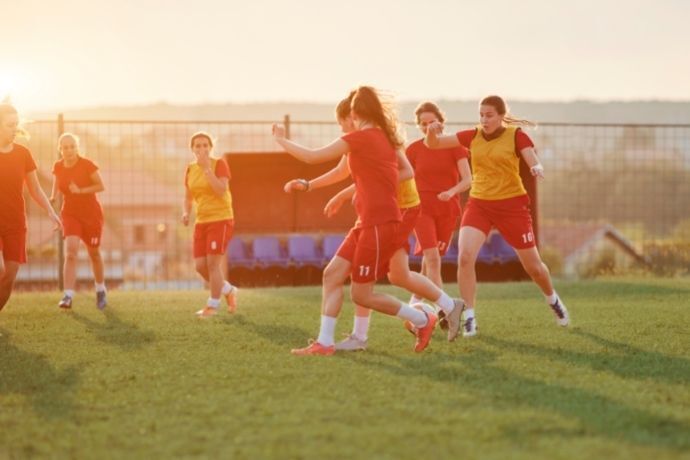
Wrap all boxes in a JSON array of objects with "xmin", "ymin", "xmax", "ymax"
[
  {"xmin": 322, "ymin": 234, "xmax": 345, "ymax": 261},
  {"xmin": 226, "ymin": 238, "xmax": 253, "ymax": 267},
  {"xmin": 252, "ymin": 237, "xmax": 289, "ymax": 267},
  {"xmin": 288, "ymin": 235, "xmax": 322, "ymax": 268}
]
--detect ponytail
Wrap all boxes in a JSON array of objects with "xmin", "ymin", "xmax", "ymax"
[
  {"xmin": 351, "ymin": 86, "xmax": 405, "ymax": 149},
  {"xmin": 481, "ymin": 95, "xmax": 536, "ymax": 128}
]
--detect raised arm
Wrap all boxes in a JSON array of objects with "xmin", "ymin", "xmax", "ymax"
[
  {"xmin": 284, "ymin": 155, "xmax": 351, "ymax": 193},
  {"xmin": 424, "ymin": 121, "xmax": 462, "ymax": 149},
  {"xmin": 203, "ymin": 168, "xmax": 229, "ymax": 197},
  {"xmin": 272, "ymin": 124, "xmax": 349, "ymax": 164}
]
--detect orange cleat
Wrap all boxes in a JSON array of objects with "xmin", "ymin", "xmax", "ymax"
[
  {"xmin": 414, "ymin": 312, "xmax": 438, "ymax": 353},
  {"xmin": 225, "ymin": 286, "xmax": 238, "ymax": 313},
  {"xmin": 196, "ymin": 306, "xmax": 218, "ymax": 318},
  {"xmin": 290, "ymin": 340, "xmax": 335, "ymax": 356}
]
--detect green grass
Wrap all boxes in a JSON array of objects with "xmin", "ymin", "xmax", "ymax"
[{"xmin": 1, "ymin": 278, "xmax": 689, "ymax": 459}]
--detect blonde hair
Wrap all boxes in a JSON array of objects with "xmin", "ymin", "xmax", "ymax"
[
  {"xmin": 190, "ymin": 131, "xmax": 215, "ymax": 149},
  {"xmin": 0, "ymin": 102, "xmax": 30, "ymax": 140},
  {"xmin": 58, "ymin": 132, "xmax": 81, "ymax": 148}
]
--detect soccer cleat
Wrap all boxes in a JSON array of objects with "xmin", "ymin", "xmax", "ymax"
[
  {"xmin": 438, "ymin": 309, "xmax": 448, "ymax": 331},
  {"xmin": 196, "ymin": 306, "xmax": 218, "ymax": 318},
  {"xmin": 58, "ymin": 295, "xmax": 73, "ymax": 310},
  {"xmin": 445, "ymin": 298, "xmax": 466, "ymax": 341},
  {"xmin": 291, "ymin": 340, "xmax": 335, "ymax": 356},
  {"xmin": 550, "ymin": 298, "xmax": 570, "ymax": 327},
  {"xmin": 334, "ymin": 334, "xmax": 368, "ymax": 351},
  {"xmin": 225, "ymin": 286, "xmax": 238, "ymax": 313},
  {"xmin": 462, "ymin": 312, "xmax": 478, "ymax": 338},
  {"xmin": 414, "ymin": 312, "xmax": 438, "ymax": 353},
  {"xmin": 96, "ymin": 291, "xmax": 107, "ymax": 311}
]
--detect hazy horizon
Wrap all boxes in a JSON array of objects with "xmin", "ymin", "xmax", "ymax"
[{"xmin": 4, "ymin": 0, "xmax": 690, "ymax": 113}]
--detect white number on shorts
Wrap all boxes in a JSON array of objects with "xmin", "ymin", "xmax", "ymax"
[
  {"xmin": 358, "ymin": 265, "xmax": 370, "ymax": 277},
  {"xmin": 521, "ymin": 232, "xmax": 534, "ymax": 244}
]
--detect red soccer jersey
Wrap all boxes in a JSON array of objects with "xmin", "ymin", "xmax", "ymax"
[
  {"xmin": 406, "ymin": 139, "xmax": 469, "ymax": 193},
  {"xmin": 52, "ymin": 157, "xmax": 103, "ymax": 220},
  {"xmin": 342, "ymin": 128, "xmax": 401, "ymax": 227},
  {"xmin": 0, "ymin": 144, "xmax": 37, "ymax": 232},
  {"xmin": 456, "ymin": 128, "xmax": 534, "ymax": 154}
]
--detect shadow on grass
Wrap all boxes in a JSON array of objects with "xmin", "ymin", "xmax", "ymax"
[
  {"xmin": 337, "ymin": 344, "xmax": 690, "ymax": 452},
  {"xmin": 0, "ymin": 328, "xmax": 81, "ymax": 420},
  {"xmin": 483, "ymin": 331, "xmax": 690, "ymax": 386},
  {"xmin": 219, "ymin": 314, "xmax": 311, "ymax": 348},
  {"xmin": 69, "ymin": 309, "xmax": 155, "ymax": 350}
]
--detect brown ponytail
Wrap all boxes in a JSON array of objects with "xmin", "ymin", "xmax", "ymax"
[
  {"xmin": 481, "ymin": 95, "xmax": 536, "ymax": 128},
  {"xmin": 351, "ymin": 86, "xmax": 405, "ymax": 149}
]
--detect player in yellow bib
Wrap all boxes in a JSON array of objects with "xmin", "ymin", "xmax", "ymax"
[
  {"xmin": 182, "ymin": 132, "xmax": 238, "ymax": 318},
  {"xmin": 425, "ymin": 95, "xmax": 570, "ymax": 336}
]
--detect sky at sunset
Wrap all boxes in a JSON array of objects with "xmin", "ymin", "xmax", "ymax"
[{"xmin": 3, "ymin": 0, "xmax": 689, "ymax": 111}]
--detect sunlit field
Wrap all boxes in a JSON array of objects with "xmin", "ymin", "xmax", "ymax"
[{"xmin": 1, "ymin": 278, "xmax": 688, "ymax": 459}]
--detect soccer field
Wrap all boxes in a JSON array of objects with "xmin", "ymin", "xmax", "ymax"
[{"xmin": 1, "ymin": 278, "xmax": 689, "ymax": 459}]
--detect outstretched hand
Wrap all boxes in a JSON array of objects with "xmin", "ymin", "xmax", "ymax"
[
  {"xmin": 272, "ymin": 124, "xmax": 286, "ymax": 140},
  {"xmin": 284, "ymin": 179, "xmax": 308, "ymax": 193}
]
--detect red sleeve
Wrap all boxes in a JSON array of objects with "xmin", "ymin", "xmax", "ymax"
[
  {"xmin": 452, "ymin": 146, "xmax": 469, "ymax": 162},
  {"xmin": 455, "ymin": 129, "xmax": 477, "ymax": 149},
  {"xmin": 341, "ymin": 130, "xmax": 363, "ymax": 153},
  {"xmin": 214, "ymin": 158, "xmax": 231, "ymax": 179},
  {"xmin": 52, "ymin": 160, "xmax": 60, "ymax": 175},
  {"xmin": 24, "ymin": 149, "xmax": 37, "ymax": 173},
  {"xmin": 515, "ymin": 129, "xmax": 534, "ymax": 151},
  {"xmin": 84, "ymin": 158, "xmax": 99, "ymax": 174}
]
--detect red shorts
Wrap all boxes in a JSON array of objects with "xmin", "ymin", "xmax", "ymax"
[
  {"xmin": 395, "ymin": 205, "xmax": 421, "ymax": 254},
  {"xmin": 335, "ymin": 221, "xmax": 399, "ymax": 283},
  {"xmin": 194, "ymin": 219, "xmax": 234, "ymax": 258},
  {"xmin": 414, "ymin": 212, "xmax": 458, "ymax": 256},
  {"xmin": 62, "ymin": 214, "xmax": 103, "ymax": 247},
  {"xmin": 0, "ymin": 228, "xmax": 27, "ymax": 264},
  {"xmin": 460, "ymin": 195, "xmax": 535, "ymax": 249}
]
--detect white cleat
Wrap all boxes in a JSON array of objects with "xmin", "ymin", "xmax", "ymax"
[
  {"xmin": 334, "ymin": 334, "xmax": 368, "ymax": 351},
  {"xmin": 462, "ymin": 310, "xmax": 478, "ymax": 338},
  {"xmin": 550, "ymin": 298, "xmax": 570, "ymax": 327}
]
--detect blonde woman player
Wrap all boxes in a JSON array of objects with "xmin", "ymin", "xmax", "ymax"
[
  {"xmin": 0, "ymin": 103, "xmax": 62, "ymax": 312},
  {"xmin": 182, "ymin": 132, "xmax": 238, "ymax": 318},
  {"xmin": 50, "ymin": 133, "xmax": 108, "ymax": 310}
]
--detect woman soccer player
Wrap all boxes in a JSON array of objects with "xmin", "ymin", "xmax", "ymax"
[
  {"xmin": 284, "ymin": 95, "xmax": 425, "ymax": 352},
  {"xmin": 0, "ymin": 103, "xmax": 62, "ymax": 312},
  {"xmin": 50, "ymin": 133, "xmax": 108, "ymax": 310},
  {"xmin": 274, "ymin": 86, "xmax": 464, "ymax": 356},
  {"xmin": 425, "ymin": 95, "xmax": 570, "ymax": 336},
  {"xmin": 182, "ymin": 132, "xmax": 238, "ymax": 318},
  {"xmin": 406, "ymin": 102, "xmax": 472, "ymax": 310}
]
